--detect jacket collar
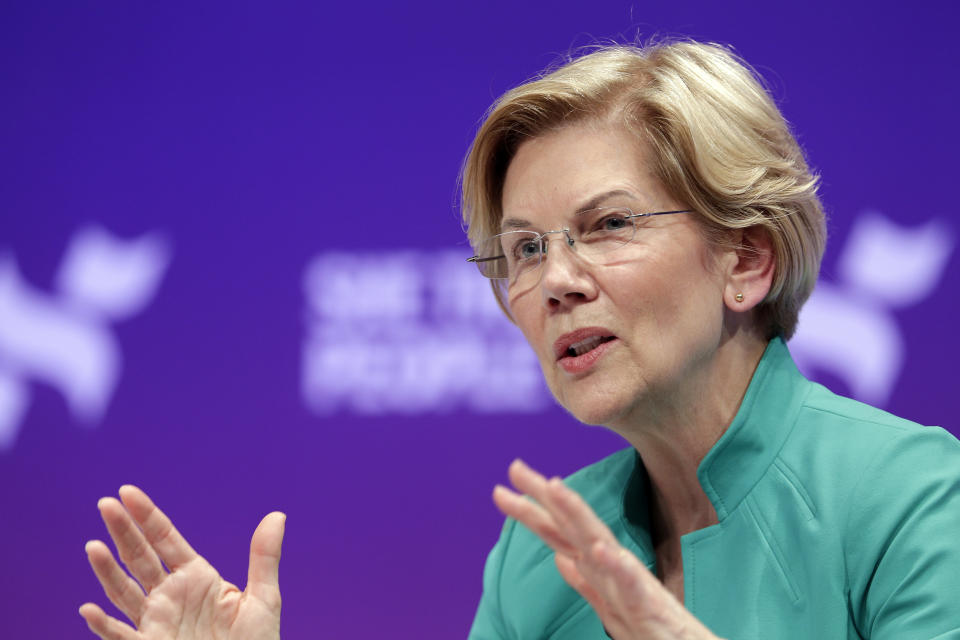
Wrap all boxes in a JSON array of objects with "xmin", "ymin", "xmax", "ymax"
[
  {"xmin": 696, "ymin": 336, "xmax": 810, "ymax": 520},
  {"xmin": 622, "ymin": 337, "xmax": 811, "ymax": 552}
]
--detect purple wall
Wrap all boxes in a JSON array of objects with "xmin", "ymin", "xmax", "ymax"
[{"xmin": 1, "ymin": 2, "xmax": 958, "ymax": 637}]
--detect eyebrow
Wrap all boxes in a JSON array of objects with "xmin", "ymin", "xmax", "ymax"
[
  {"xmin": 499, "ymin": 189, "xmax": 639, "ymax": 231},
  {"xmin": 500, "ymin": 216, "xmax": 533, "ymax": 231},
  {"xmin": 577, "ymin": 189, "xmax": 636, "ymax": 212}
]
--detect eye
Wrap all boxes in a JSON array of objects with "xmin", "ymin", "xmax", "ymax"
[
  {"xmin": 516, "ymin": 239, "xmax": 541, "ymax": 260},
  {"xmin": 502, "ymin": 234, "xmax": 542, "ymax": 262},
  {"xmin": 599, "ymin": 214, "xmax": 629, "ymax": 231},
  {"xmin": 582, "ymin": 208, "xmax": 631, "ymax": 236}
]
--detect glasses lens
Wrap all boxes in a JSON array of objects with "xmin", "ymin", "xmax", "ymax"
[
  {"xmin": 498, "ymin": 231, "xmax": 542, "ymax": 282},
  {"xmin": 575, "ymin": 208, "xmax": 636, "ymax": 256},
  {"xmin": 472, "ymin": 231, "xmax": 543, "ymax": 281},
  {"xmin": 472, "ymin": 234, "xmax": 510, "ymax": 279}
]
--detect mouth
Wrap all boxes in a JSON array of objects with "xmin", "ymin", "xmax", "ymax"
[
  {"xmin": 563, "ymin": 335, "xmax": 615, "ymax": 358},
  {"xmin": 554, "ymin": 328, "xmax": 617, "ymax": 361}
]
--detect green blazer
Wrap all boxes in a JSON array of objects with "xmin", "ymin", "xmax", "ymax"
[{"xmin": 469, "ymin": 338, "xmax": 960, "ymax": 639}]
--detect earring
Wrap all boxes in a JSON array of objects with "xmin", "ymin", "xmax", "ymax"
[{"xmin": 735, "ymin": 292, "xmax": 745, "ymax": 303}]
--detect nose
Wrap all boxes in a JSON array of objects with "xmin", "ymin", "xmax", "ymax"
[{"xmin": 538, "ymin": 234, "xmax": 598, "ymax": 310}]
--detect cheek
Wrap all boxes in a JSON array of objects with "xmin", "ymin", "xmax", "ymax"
[
  {"xmin": 606, "ymin": 257, "xmax": 723, "ymax": 341},
  {"xmin": 601, "ymin": 265, "xmax": 671, "ymax": 319},
  {"xmin": 507, "ymin": 292, "xmax": 546, "ymax": 352},
  {"xmin": 661, "ymin": 276, "xmax": 727, "ymax": 348},
  {"xmin": 507, "ymin": 292, "xmax": 569, "ymax": 398}
]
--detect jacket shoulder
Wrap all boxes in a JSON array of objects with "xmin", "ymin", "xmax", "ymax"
[
  {"xmin": 788, "ymin": 381, "xmax": 956, "ymax": 460},
  {"xmin": 475, "ymin": 448, "xmax": 635, "ymax": 638}
]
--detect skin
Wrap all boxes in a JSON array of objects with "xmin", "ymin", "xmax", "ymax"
[
  {"xmin": 79, "ymin": 485, "xmax": 285, "ymax": 640},
  {"xmin": 491, "ymin": 120, "xmax": 774, "ymax": 638}
]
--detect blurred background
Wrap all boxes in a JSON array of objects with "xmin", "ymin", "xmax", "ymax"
[{"xmin": 1, "ymin": 1, "xmax": 957, "ymax": 636}]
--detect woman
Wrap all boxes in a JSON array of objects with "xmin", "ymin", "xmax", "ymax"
[
  {"xmin": 80, "ymin": 40, "xmax": 960, "ymax": 640},
  {"xmin": 461, "ymin": 40, "xmax": 960, "ymax": 639}
]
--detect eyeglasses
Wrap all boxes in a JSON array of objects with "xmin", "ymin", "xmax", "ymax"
[{"xmin": 467, "ymin": 207, "xmax": 692, "ymax": 284}]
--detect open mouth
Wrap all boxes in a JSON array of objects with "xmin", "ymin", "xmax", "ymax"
[
  {"xmin": 554, "ymin": 330, "xmax": 617, "ymax": 374},
  {"xmin": 564, "ymin": 335, "xmax": 615, "ymax": 358}
]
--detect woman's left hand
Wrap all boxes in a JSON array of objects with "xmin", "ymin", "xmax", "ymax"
[{"xmin": 492, "ymin": 459, "xmax": 722, "ymax": 640}]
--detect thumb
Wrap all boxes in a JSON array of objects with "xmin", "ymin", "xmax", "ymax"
[{"xmin": 246, "ymin": 511, "xmax": 286, "ymax": 607}]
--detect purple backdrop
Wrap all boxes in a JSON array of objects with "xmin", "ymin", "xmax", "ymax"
[{"xmin": 1, "ymin": 2, "xmax": 958, "ymax": 637}]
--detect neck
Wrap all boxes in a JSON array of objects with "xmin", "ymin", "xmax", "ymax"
[{"xmin": 617, "ymin": 331, "xmax": 768, "ymax": 540}]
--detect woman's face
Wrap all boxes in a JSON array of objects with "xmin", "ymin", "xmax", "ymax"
[{"xmin": 501, "ymin": 121, "xmax": 735, "ymax": 428}]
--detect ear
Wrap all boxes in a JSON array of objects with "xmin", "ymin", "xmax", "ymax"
[{"xmin": 723, "ymin": 226, "xmax": 775, "ymax": 310}]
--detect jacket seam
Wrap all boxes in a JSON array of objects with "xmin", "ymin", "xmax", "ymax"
[
  {"xmin": 772, "ymin": 457, "xmax": 817, "ymax": 520},
  {"xmin": 686, "ymin": 524, "xmax": 723, "ymax": 616},
  {"xmin": 743, "ymin": 495, "xmax": 801, "ymax": 603},
  {"xmin": 801, "ymin": 404, "xmax": 919, "ymax": 430},
  {"xmin": 496, "ymin": 518, "xmax": 517, "ymax": 639}
]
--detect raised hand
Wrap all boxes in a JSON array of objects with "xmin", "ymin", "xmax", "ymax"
[
  {"xmin": 79, "ymin": 485, "xmax": 285, "ymax": 640},
  {"xmin": 493, "ymin": 460, "xmax": 721, "ymax": 640}
]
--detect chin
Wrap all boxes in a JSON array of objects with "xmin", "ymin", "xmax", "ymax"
[{"xmin": 551, "ymin": 381, "xmax": 633, "ymax": 428}]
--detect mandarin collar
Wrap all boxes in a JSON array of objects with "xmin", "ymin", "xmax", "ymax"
[
  {"xmin": 622, "ymin": 337, "xmax": 811, "ymax": 552},
  {"xmin": 696, "ymin": 336, "xmax": 811, "ymax": 520}
]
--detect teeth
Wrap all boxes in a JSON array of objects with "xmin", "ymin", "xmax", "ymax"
[{"xmin": 566, "ymin": 336, "xmax": 605, "ymax": 357}]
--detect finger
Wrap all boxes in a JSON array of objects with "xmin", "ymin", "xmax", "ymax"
[
  {"xmin": 79, "ymin": 603, "xmax": 141, "ymax": 640},
  {"xmin": 584, "ymin": 539, "xmax": 665, "ymax": 633},
  {"xmin": 561, "ymin": 543, "xmax": 644, "ymax": 638},
  {"xmin": 506, "ymin": 459, "xmax": 553, "ymax": 505},
  {"xmin": 98, "ymin": 497, "xmax": 167, "ymax": 591},
  {"xmin": 588, "ymin": 540, "xmax": 713, "ymax": 636},
  {"xmin": 543, "ymin": 476, "xmax": 618, "ymax": 550},
  {"xmin": 119, "ymin": 485, "xmax": 199, "ymax": 571},
  {"xmin": 492, "ymin": 485, "xmax": 577, "ymax": 556},
  {"xmin": 246, "ymin": 511, "xmax": 286, "ymax": 608},
  {"xmin": 554, "ymin": 553, "xmax": 611, "ymax": 619},
  {"xmin": 508, "ymin": 460, "xmax": 615, "ymax": 551},
  {"xmin": 504, "ymin": 460, "xmax": 579, "ymax": 553},
  {"xmin": 554, "ymin": 561, "xmax": 628, "ymax": 640},
  {"xmin": 590, "ymin": 540, "xmax": 653, "ymax": 603},
  {"xmin": 84, "ymin": 540, "xmax": 145, "ymax": 625},
  {"xmin": 555, "ymin": 555, "xmax": 637, "ymax": 640}
]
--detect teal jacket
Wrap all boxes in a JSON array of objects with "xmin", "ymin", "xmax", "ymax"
[{"xmin": 469, "ymin": 338, "xmax": 960, "ymax": 639}]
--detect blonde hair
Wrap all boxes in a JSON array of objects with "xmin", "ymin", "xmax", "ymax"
[{"xmin": 460, "ymin": 40, "xmax": 826, "ymax": 339}]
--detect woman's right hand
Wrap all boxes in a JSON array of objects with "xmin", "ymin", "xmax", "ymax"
[{"xmin": 79, "ymin": 485, "xmax": 285, "ymax": 640}]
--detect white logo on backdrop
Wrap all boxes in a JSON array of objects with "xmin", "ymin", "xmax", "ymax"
[
  {"xmin": 301, "ymin": 250, "xmax": 551, "ymax": 415},
  {"xmin": 790, "ymin": 211, "xmax": 954, "ymax": 405},
  {"xmin": 0, "ymin": 226, "xmax": 170, "ymax": 450}
]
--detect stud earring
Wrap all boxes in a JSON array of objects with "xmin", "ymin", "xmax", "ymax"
[{"xmin": 735, "ymin": 292, "xmax": 745, "ymax": 303}]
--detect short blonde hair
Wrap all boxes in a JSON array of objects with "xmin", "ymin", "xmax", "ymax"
[{"xmin": 460, "ymin": 40, "xmax": 826, "ymax": 339}]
